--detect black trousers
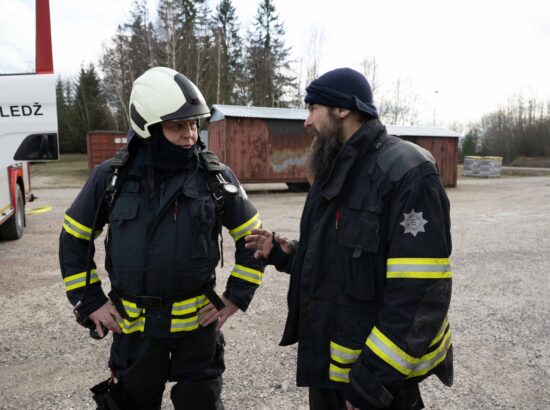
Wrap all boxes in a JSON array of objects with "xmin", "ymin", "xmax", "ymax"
[
  {"xmin": 309, "ymin": 383, "xmax": 424, "ymax": 410},
  {"xmin": 106, "ymin": 325, "xmax": 225, "ymax": 410}
]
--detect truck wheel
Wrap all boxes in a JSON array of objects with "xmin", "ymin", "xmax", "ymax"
[{"xmin": 0, "ymin": 184, "xmax": 25, "ymax": 240}]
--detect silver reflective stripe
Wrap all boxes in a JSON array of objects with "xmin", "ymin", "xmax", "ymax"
[
  {"xmin": 64, "ymin": 270, "xmax": 99, "ymax": 291},
  {"xmin": 232, "ymin": 266, "xmax": 262, "ymax": 281},
  {"xmin": 387, "ymin": 263, "xmax": 450, "ymax": 273},
  {"xmin": 409, "ymin": 333, "xmax": 452, "ymax": 376},
  {"xmin": 63, "ymin": 214, "xmax": 92, "ymax": 240},
  {"xmin": 172, "ymin": 300, "xmax": 199, "ymax": 314},
  {"xmin": 329, "ymin": 364, "xmax": 350, "ymax": 383},
  {"xmin": 171, "ymin": 318, "xmax": 198, "ymax": 330},
  {"xmin": 229, "ymin": 214, "xmax": 261, "ymax": 241},
  {"xmin": 430, "ymin": 318, "xmax": 449, "ymax": 347},
  {"xmin": 367, "ymin": 330, "xmax": 415, "ymax": 374},
  {"xmin": 121, "ymin": 317, "xmax": 144, "ymax": 333},
  {"xmin": 122, "ymin": 302, "xmax": 141, "ymax": 316},
  {"xmin": 331, "ymin": 345, "xmax": 360, "ymax": 364}
]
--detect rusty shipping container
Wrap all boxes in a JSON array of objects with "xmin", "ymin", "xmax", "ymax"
[
  {"xmin": 386, "ymin": 125, "xmax": 460, "ymax": 187},
  {"xmin": 86, "ymin": 131, "xmax": 128, "ymax": 170},
  {"xmin": 209, "ymin": 105, "xmax": 313, "ymax": 189},
  {"xmin": 209, "ymin": 105, "xmax": 460, "ymax": 187}
]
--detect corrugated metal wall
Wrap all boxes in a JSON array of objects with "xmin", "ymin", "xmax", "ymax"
[
  {"xmin": 209, "ymin": 118, "xmax": 312, "ymax": 183},
  {"xmin": 401, "ymin": 136, "xmax": 458, "ymax": 187},
  {"xmin": 86, "ymin": 131, "xmax": 127, "ymax": 169}
]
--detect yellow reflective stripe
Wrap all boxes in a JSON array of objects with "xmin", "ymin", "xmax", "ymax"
[
  {"xmin": 330, "ymin": 341, "xmax": 361, "ymax": 365},
  {"xmin": 119, "ymin": 317, "xmax": 145, "ymax": 334},
  {"xmin": 170, "ymin": 316, "xmax": 199, "ymax": 332},
  {"xmin": 230, "ymin": 264, "xmax": 263, "ymax": 285},
  {"xmin": 367, "ymin": 327, "xmax": 416, "ymax": 375},
  {"xmin": 366, "ymin": 325, "xmax": 452, "ymax": 377},
  {"xmin": 407, "ymin": 330, "xmax": 452, "ymax": 378},
  {"xmin": 122, "ymin": 299, "xmax": 142, "ymax": 319},
  {"xmin": 386, "ymin": 258, "xmax": 452, "ymax": 279},
  {"xmin": 171, "ymin": 294, "xmax": 208, "ymax": 316},
  {"xmin": 429, "ymin": 317, "xmax": 449, "ymax": 347},
  {"xmin": 63, "ymin": 270, "xmax": 100, "ymax": 291},
  {"xmin": 329, "ymin": 363, "xmax": 351, "ymax": 383},
  {"xmin": 63, "ymin": 214, "xmax": 102, "ymax": 241},
  {"xmin": 229, "ymin": 213, "xmax": 261, "ymax": 241}
]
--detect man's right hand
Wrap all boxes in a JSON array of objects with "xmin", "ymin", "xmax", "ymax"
[
  {"xmin": 245, "ymin": 228, "xmax": 293, "ymax": 259},
  {"xmin": 88, "ymin": 301, "xmax": 123, "ymax": 337}
]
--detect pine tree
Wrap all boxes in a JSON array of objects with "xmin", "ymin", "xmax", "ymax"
[
  {"xmin": 100, "ymin": 0, "xmax": 158, "ymax": 130},
  {"xmin": 244, "ymin": 0, "xmax": 295, "ymax": 107},
  {"xmin": 56, "ymin": 78, "xmax": 74, "ymax": 153},
  {"xmin": 213, "ymin": 0, "xmax": 244, "ymax": 104}
]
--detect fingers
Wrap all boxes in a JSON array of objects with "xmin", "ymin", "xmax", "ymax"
[
  {"xmin": 89, "ymin": 302, "xmax": 122, "ymax": 335},
  {"xmin": 199, "ymin": 303, "xmax": 220, "ymax": 327},
  {"xmin": 244, "ymin": 234, "xmax": 266, "ymax": 248},
  {"xmin": 93, "ymin": 320, "xmax": 106, "ymax": 338},
  {"xmin": 200, "ymin": 297, "xmax": 239, "ymax": 331},
  {"xmin": 215, "ymin": 314, "xmax": 228, "ymax": 332},
  {"xmin": 250, "ymin": 228, "xmax": 272, "ymax": 237}
]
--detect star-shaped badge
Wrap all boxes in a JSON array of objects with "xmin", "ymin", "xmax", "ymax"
[{"xmin": 400, "ymin": 209, "xmax": 427, "ymax": 237}]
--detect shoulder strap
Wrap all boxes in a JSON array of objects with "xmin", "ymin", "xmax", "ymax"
[
  {"xmin": 199, "ymin": 150, "xmax": 224, "ymax": 173},
  {"xmin": 105, "ymin": 147, "xmax": 134, "ymax": 214},
  {"xmin": 198, "ymin": 149, "xmax": 229, "ymax": 267},
  {"xmin": 198, "ymin": 150, "xmax": 229, "ymax": 217}
]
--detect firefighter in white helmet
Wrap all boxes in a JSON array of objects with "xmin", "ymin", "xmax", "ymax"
[{"xmin": 60, "ymin": 67, "xmax": 264, "ymax": 409}]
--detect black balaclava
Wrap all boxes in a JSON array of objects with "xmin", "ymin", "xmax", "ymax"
[{"xmin": 149, "ymin": 124, "xmax": 195, "ymax": 179}]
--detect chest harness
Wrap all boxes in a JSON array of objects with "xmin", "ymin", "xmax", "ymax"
[{"xmin": 74, "ymin": 146, "xmax": 236, "ymax": 339}]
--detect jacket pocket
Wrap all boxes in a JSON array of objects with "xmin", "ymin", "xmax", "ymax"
[
  {"xmin": 109, "ymin": 196, "xmax": 139, "ymax": 223},
  {"xmin": 189, "ymin": 197, "xmax": 216, "ymax": 259},
  {"xmin": 107, "ymin": 196, "xmax": 145, "ymax": 280},
  {"xmin": 338, "ymin": 211, "xmax": 380, "ymax": 301}
]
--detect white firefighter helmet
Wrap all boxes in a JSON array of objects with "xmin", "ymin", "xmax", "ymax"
[{"xmin": 128, "ymin": 67, "xmax": 210, "ymax": 139}]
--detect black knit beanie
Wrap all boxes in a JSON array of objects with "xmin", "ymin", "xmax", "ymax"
[{"xmin": 304, "ymin": 67, "xmax": 379, "ymax": 119}]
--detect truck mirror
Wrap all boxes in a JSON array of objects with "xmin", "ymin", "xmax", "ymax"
[{"xmin": 13, "ymin": 133, "xmax": 59, "ymax": 161}]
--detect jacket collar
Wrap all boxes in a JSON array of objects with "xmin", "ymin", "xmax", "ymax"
[{"xmin": 319, "ymin": 119, "xmax": 386, "ymax": 200}]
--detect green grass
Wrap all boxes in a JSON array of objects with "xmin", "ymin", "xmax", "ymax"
[
  {"xmin": 31, "ymin": 154, "xmax": 89, "ymax": 178},
  {"xmin": 30, "ymin": 153, "xmax": 89, "ymax": 188}
]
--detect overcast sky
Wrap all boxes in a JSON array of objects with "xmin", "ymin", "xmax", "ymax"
[{"xmin": 2, "ymin": 0, "xmax": 549, "ymax": 127}]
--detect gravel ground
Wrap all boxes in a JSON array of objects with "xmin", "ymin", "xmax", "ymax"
[{"xmin": 0, "ymin": 175, "xmax": 549, "ymax": 409}]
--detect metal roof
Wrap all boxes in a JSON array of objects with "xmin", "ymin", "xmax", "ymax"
[
  {"xmin": 210, "ymin": 104, "xmax": 308, "ymax": 122},
  {"xmin": 210, "ymin": 104, "xmax": 460, "ymax": 138},
  {"xmin": 386, "ymin": 125, "xmax": 461, "ymax": 138}
]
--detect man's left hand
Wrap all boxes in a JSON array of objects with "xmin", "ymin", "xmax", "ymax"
[
  {"xmin": 199, "ymin": 294, "xmax": 239, "ymax": 331},
  {"xmin": 346, "ymin": 401, "xmax": 358, "ymax": 410}
]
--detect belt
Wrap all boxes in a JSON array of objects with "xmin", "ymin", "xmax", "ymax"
[{"xmin": 109, "ymin": 283, "xmax": 225, "ymax": 314}]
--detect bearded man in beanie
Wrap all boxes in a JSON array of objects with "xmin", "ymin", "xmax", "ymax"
[{"xmin": 246, "ymin": 68, "xmax": 454, "ymax": 410}]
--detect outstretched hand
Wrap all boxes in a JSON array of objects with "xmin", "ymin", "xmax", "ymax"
[{"xmin": 245, "ymin": 228, "xmax": 293, "ymax": 259}]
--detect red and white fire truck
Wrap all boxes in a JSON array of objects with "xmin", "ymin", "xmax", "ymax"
[{"xmin": 0, "ymin": 0, "xmax": 58, "ymax": 240}]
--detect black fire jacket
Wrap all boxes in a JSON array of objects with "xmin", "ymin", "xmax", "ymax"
[
  {"xmin": 269, "ymin": 119, "xmax": 453, "ymax": 408},
  {"xmin": 59, "ymin": 140, "xmax": 264, "ymax": 338}
]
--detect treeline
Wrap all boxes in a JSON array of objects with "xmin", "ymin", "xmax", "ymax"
[
  {"xmin": 56, "ymin": 0, "xmax": 550, "ymax": 162},
  {"xmin": 461, "ymin": 96, "xmax": 550, "ymax": 163},
  {"xmin": 57, "ymin": 0, "xmax": 296, "ymax": 153}
]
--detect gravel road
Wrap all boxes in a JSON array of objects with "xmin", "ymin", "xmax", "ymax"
[{"xmin": 0, "ymin": 175, "xmax": 549, "ymax": 409}]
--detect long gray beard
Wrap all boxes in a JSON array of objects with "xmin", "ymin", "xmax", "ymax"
[{"xmin": 308, "ymin": 135, "xmax": 343, "ymax": 183}]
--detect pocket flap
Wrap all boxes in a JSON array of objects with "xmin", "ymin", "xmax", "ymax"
[
  {"xmin": 121, "ymin": 180, "xmax": 140, "ymax": 193},
  {"xmin": 340, "ymin": 215, "xmax": 379, "ymax": 255},
  {"xmin": 109, "ymin": 198, "xmax": 139, "ymax": 222}
]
